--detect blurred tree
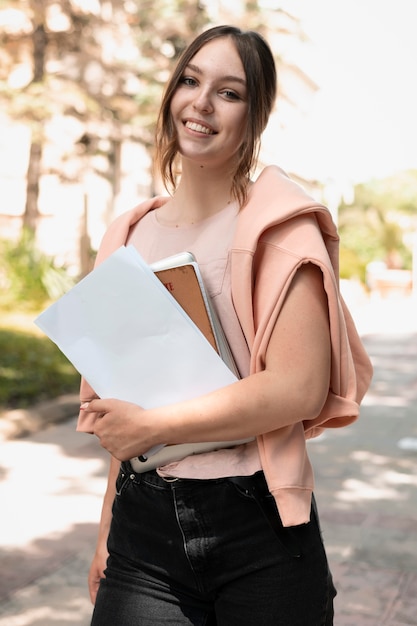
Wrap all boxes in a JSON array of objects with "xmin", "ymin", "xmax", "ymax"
[
  {"xmin": 0, "ymin": 0, "xmax": 210, "ymax": 237},
  {"xmin": 338, "ymin": 170, "xmax": 417, "ymax": 281},
  {"xmin": 0, "ymin": 0, "xmax": 310, "ymax": 275}
]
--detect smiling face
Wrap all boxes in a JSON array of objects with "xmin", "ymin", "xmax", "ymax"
[
  {"xmin": 155, "ymin": 26, "xmax": 277, "ymax": 204},
  {"xmin": 169, "ymin": 37, "xmax": 248, "ymax": 170}
]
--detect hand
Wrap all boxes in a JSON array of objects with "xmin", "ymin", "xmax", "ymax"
[
  {"xmin": 88, "ymin": 546, "xmax": 108, "ymax": 605},
  {"xmin": 81, "ymin": 398, "xmax": 156, "ymax": 460}
]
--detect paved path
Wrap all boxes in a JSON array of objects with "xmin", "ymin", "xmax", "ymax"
[{"xmin": 1, "ymin": 293, "xmax": 417, "ymax": 625}]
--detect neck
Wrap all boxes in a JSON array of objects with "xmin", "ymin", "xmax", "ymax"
[{"xmin": 158, "ymin": 161, "xmax": 237, "ymax": 226}]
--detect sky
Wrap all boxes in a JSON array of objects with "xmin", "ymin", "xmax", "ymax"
[{"xmin": 270, "ymin": 0, "xmax": 417, "ymax": 184}]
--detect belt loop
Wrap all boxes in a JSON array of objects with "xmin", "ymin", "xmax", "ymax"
[
  {"xmin": 121, "ymin": 460, "xmax": 130, "ymax": 474},
  {"xmin": 122, "ymin": 460, "xmax": 143, "ymax": 484}
]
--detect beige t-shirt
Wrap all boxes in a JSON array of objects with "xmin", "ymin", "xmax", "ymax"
[{"xmin": 126, "ymin": 202, "xmax": 261, "ymax": 478}]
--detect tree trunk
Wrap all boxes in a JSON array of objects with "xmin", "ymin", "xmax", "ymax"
[
  {"xmin": 32, "ymin": 23, "xmax": 47, "ymax": 82},
  {"xmin": 79, "ymin": 193, "xmax": 93, "ymax": 278},
  {"xmin": 23, "ymin": 140, "xmax": 42, "ymax": 234},
  {"xmin": 22, "ymin": 10, "xmax": 47, "ymax": 236}
]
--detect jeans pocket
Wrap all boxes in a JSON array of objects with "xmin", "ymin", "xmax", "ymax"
[
  {"xmin": 228, "ymin": 478, "xmax": 303, "ymax": 558},
  {"xmin": 115, "ymin": 468, "xmax": 134, "ymax": 497}
]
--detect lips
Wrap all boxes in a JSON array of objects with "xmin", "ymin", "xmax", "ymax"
[{"xmin": 184, "ymin": 120, "xmax": 216, "ymax": 135}]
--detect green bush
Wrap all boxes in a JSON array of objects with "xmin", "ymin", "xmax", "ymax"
[
  {"xmin": 0, "ymin": 230, "xmax": 80, "ymax": 412},
  {"xmin": 0, "ymin": 326, "xmax": 80, "ymax": 410},
  {"xmin": 339, "ymin": 246, "xmax": 368, "ymax": 283},
  {"xmin": 0, "ymin": 230, "xmax": 75, "ymax": 312}
]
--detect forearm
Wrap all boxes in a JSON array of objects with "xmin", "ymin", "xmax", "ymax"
[
  {"xmin": 148, "ymin": 366, "xmax": 327, "ymax": 447},
  {"xmin": 95, "ymin": 456, "xmax": 119, "ymax": 551},
  {"xmin": 92, "ymin": 352, "xmax": 329, "ymax": 462},
  {"xmin": 88, "ymin": 455, "xmax": 119, "ymax": 604}
]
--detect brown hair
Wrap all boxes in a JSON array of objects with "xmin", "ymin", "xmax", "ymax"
[{"xmin": 154, "ymin": 25, "xmax": 277, "ymax": 207}]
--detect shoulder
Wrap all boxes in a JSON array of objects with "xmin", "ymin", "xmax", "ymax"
[
  {"xmin": 235, "ymin": 165, "xmax": 331, "ymax": 252},
  {"xmin": 96, "ymin": 196, "xmax": 169, "ymax": 265},
  {"xmin": 249, "ymin": 165, "xmax": 317, "ymax": 207},
  {"xmin": 112, "ymin": 195, "xmax": 169, "ymax": 231}
]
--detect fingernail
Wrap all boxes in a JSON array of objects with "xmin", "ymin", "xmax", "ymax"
[{"xmin": 80, "ymin": 402, "xmax": 90, "ymax": 410}]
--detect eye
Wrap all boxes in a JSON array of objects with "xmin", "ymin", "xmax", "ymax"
[
  {"xmin": 221, "ymin": 89, "xmax": 241, "ymax": 101},
  {"xmin": 180, "ymin": 76, "xmax": 198, "ymax": 87}
]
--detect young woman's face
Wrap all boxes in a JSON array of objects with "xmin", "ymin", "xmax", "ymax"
[{"xmin": 170, "ymin": 37, "xmax": 248, "ymax": 169}]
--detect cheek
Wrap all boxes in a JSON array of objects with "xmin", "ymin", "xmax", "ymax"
[
  {"xmin": 239, "ymin": 110, "xmax": 249, "ymax": 130},
  {"xmin": 169, "ymin": 101, "xmax": 178, "ymax": 123},
  {"xmin": 230, "ymin": 112, "xmax": 248, "ymax": 144},
  {"xmin": 229, "ymin": 104, "xmax": 247, "ymax": 128},
  {"xmin": 170, "ymin": 90, "xmax": 186, "ymax": 119}
]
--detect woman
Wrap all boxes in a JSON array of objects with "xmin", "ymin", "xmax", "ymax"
[{"xmin": 78, "ymin": 25, "xmax": 372, "ymax": 625}]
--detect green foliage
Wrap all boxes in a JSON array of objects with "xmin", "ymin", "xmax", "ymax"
[
  {"xmin": 0, "ymin": 229, "xmax": 74, "ymax": 311},
  {"xmin": 354, "ymin": 170, "xmax": 417, "ymax": 215},
  {"xmin": 339, "ymin": 246, "xmax": 367, "ymax": 283},
  {"xmin": 0, "ymin": 0, "xmax": 212, "ymax": 151},
  {"xmin": 338, "ymin": 169, "xmax": 417, "ymax": 280},
  {"xmin": 0, "ymin": 325, "xmax": 79, "ymax": 410}
]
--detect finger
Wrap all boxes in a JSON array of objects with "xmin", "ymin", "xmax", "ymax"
[
  {"xmin": 89, "ymin": 581, "xmax": 99, "ymax": 605},
  {"xmin": 88, "ymin": 573, "xmax": 103, "ymax": 605},
  {"xmin": 81, "ymin": 399, "xmax": 105, "ymax": 413}
]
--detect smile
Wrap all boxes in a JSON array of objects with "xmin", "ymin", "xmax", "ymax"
[{"xmin": 185, "ymin": 121, "xmax": 215, "ymax": 135}]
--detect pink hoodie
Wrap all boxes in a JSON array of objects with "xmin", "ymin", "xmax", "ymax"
[{"xmin": 77, "ymin": 165, "xmax": 373, "ymax": 526}]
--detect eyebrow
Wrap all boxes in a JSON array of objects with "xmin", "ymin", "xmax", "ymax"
[{"xmin": 186, "ymin": 63, "xmax": 247, "ymax": 86}]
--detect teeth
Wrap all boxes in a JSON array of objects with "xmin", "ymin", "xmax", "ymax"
[{"xmin": 185, "ymin": 121, "xmax": 214, "ymax": 135}]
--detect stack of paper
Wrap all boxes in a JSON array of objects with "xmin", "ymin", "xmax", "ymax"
[
  {"xmin": 34, "ymin": 246, "xmax": 253, "ymax": 470},
  {"xmin": 35, "ymin": 245, "xmax": 238, "ymax": 407}
]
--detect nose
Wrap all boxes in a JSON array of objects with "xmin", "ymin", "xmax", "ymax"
[{"xmin": 193, "ymin": 87, "xmax": 214, "ymax": 113}]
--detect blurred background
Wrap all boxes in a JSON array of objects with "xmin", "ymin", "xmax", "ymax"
[
  {"xmin": 1, "ymin": 2, "xmax": 417, "ymax": 624},
  {"xmin": 1, "ymin": 0, "xmax": 417, "ymax": 413},
  {"xmin": 2, "ymin": 1, "xmax": 417, "ymax": 277},
  {"xmin": 0, "ymin": 0, "xmax": 417, "ymax": 408}
]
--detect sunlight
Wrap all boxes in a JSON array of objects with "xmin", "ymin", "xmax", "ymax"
[
  {"xmin": 361, "ymin": 393, "xmax": 410, "ymax": 407},
  {"xmin": 0, "ymin": 596, "xmax": 92, "ymax": 626},
  {"xmin": 335, "ymin": 449, "xmax": 417, "ymax": 503},
  {"xmin": 0, "ymin": 438, "xmax": 106, "ymax": 548},
  {"xmin": 337, "ymin": 478, "xmax": 402, "ymax": 503}
]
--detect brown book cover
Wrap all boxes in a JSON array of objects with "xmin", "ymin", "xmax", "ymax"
[
  {"xmin": 150, "ymin": 252, "xmax": 239, "ymax": 379},
  {"xmin": 154, "ymin": 265, "xmax": 218, "ymax": 353}
]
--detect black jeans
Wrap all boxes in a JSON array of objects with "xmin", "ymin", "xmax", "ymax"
[{"xmin": 91, "ymin": 465, "xmax": 336, "ymax": 625}]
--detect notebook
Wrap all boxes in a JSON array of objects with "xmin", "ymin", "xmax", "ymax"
[{"xmin": 151, "ymin": 251, "xmax": 239, "ymax": 379}]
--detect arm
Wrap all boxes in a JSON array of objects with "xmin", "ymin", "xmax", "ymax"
[
  {"xmin": 88, "ymin": 455, "xmax": 119, "ymax": 605},
  {"xmin": 84, "ymin": 263, "xmax": 331, "ymax": 460}
]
